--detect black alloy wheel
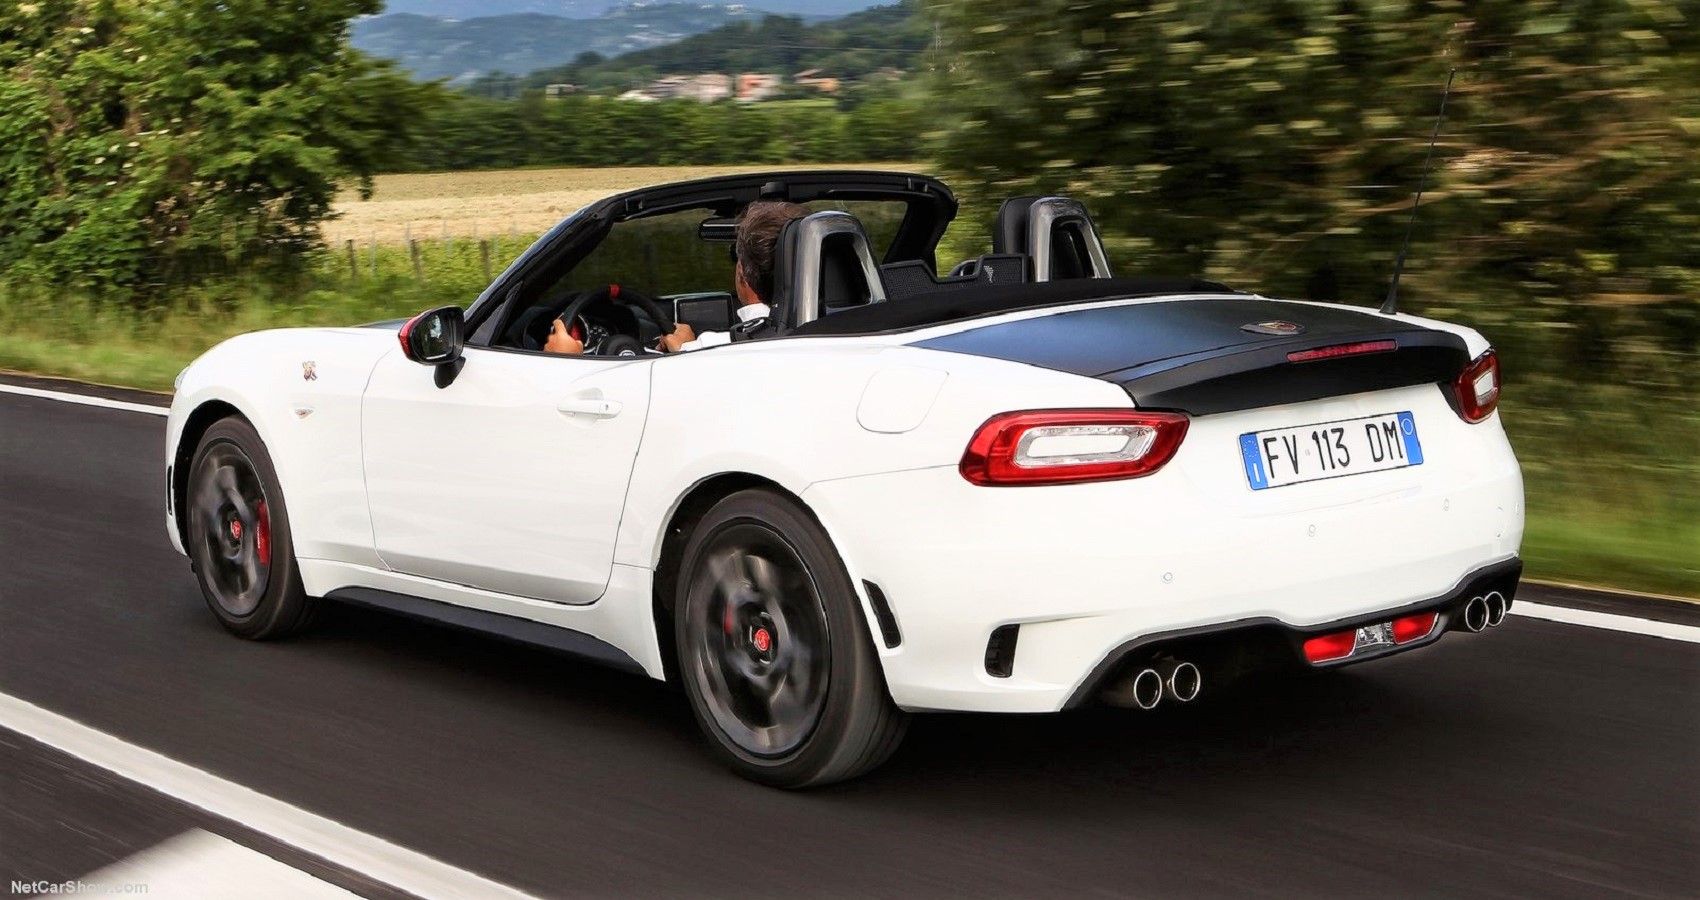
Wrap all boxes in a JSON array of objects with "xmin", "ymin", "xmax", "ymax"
[
  {"xmin": 676, "ymin": 489, "xmax": 906, "ymax": 787},
  {"xmin": 685, "ymin": 524, "xmax": 832, "ymax": 757},
  {"xmin": 186, "ymin": 417, "xmax": 317, "ymax": 639}
]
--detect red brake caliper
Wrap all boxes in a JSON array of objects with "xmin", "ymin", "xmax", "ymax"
[{"xmin": 254, "ymin": 500, "xmax": 271, "ymax": 566}]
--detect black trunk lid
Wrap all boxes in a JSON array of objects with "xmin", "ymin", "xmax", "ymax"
[{"xmin": 911, "ymin": 296, "xmax": 1469, "ymax": 415}]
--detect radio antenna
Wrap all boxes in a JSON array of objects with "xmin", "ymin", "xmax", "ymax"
[{"xmin": 1382, "ymin": 69, "xmax": 1455, "ymax": 316}]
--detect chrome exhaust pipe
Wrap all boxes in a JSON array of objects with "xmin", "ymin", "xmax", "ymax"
[
  {"xmin": 1153, "ymin": 659, "xmax": 1203, "ymax": 703},
  {"xmin": 1461, "ymin": 595, "xmax": 1488, "ymax": 633},
  {"xmin": 1131, "ymin": 667, "xmax": 1164, "ymax": 710},
  {"xmin": 1484, "ymin": 591, "xmax": 1507, "ymax": 627},
  {"xmin": 1100, "ymin": 666, "xmax": 1165, "ymax": 710}
]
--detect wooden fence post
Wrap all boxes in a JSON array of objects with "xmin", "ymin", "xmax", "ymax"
[
  {"xmin": 480, "ymin": 239, "xmax": 493, "ymax": 281},
  {"xmin": 409, "ymin": 239, "xmax": 424, "ymax": 282},
  {"xmin": 345, "ymin": 239, "xmax": 358, "ymax": 279}
]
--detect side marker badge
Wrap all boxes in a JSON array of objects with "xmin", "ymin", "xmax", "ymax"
[{"xmin": 302, "ymin": 361, "xmax": 318, "ymax": 381}]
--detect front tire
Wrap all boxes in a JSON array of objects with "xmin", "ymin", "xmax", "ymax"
[
  {"xmin": 185, "ymin": 417, "xmax": 317, "ymax": 639},
  {"xmin": 675, "ymin": 489, "xmax": 906, "ymax": 787}
]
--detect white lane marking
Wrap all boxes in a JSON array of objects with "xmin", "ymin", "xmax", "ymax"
[
  {"xmin": 0, "ymin": 383, "xmax": 168, "ymax": 416},
  {"xmin": 0, "ymin": 694, "xmax": 539, "ymax": 900},
  {"xmin": 1511, "ymin": 601, "xmax": 1700, "ymax": 644},
  {"xmin": 82, "ymin": 829, "xmax": 357, "ymax": 898}
]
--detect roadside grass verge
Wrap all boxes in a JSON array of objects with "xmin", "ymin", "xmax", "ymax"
[{"xmin": 2, "ymin": 277, "xmax": 1694, "ymax": 599}]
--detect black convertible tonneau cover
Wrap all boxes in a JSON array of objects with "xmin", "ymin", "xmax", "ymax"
[
  {"xmin": 790, "ymin": 277, "xmax": 1232, "ymax": 336},
  {"xmin": 909, "ymin": 295, "xmax": 1470, "ymax": 416}
]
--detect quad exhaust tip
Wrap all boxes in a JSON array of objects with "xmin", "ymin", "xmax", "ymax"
[
  {"xmin": 1108, "ymin": 660, "xmax": 1202, "ymax": 710},
  {"xmin": 1131, "ymin": 667, "xmax": 1164, "ymax": 710},
  {"xmin": 1158, "ymin": 659, "xmax": 1202, "ymax": 703},
  {"xmin": 1461, "ymin": 592, "xmax": 1508, "ymax": 633},
  {"xmin": 1484, "ymin": 591, "xmax": 1507, "ymax": 627},
  {"xmin": 1462, "ymin": 595, "xmax": 1489, "ymax": 632}
]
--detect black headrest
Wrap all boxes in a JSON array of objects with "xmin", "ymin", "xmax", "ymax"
[
  {"xmin": 771, "ymin": 211, "xmax": 887, "ymax": 330},
  {"xmin": 993, "ymin": 196, "xmax": 1113, "ymax": 282}
]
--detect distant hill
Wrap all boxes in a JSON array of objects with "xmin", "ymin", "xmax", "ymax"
[
  {"xmin": 380, "ymin": 1, "xmax": 612, "ymax": 18},
  {"xmin": 354, "ymin": 3, "xmax": 764, "ymax": 84},
  {"xmin": 379, "ymin": 2, "xmax": 884, "ymax": 20},
  {"xmin": 471, "ymin": 1, "xmax": 929, "ymax": 94}
]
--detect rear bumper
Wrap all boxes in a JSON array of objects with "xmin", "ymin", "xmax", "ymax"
[
  {"xmin": 803, "ymin": 398, "xmax": 1524, "ymax": 713},
  {"xmin": 1062, "ymin": 556, "xmax": 1522, "ymax": 708}
]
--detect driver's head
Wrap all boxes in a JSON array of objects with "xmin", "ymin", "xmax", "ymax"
[{"xmin": 734, "ymin": 200, "xmax": 808, "ymax": 306}]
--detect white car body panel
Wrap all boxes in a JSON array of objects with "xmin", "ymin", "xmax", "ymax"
[
  {"xmin": 166, "ymin": 294, "xmax": 1523, "ymax": 713},
  {"xmin": 361, "ymin": 347, "xmax": 651, "ymax": 604}
]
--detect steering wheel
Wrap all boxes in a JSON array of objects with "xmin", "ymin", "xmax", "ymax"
[{"xmin": 532, "ymin": 284, "xmax": 676, "ymax": 356}]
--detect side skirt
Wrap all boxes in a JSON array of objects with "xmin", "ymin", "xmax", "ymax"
[{"xmin": 326, "ymin": 586, "xmax": 646, "ymax": 675}]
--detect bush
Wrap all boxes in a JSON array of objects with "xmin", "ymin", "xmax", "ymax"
[{"xmin": 0, "ymin": 0, "xmax": 433, "ymax": 299}]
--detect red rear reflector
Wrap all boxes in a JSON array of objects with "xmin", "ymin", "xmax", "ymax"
[
  {"xmin": 1286, "ymin": 340, "xmax": 1398, "ymax": 363},
  {"xmin": 1392, "ymin": 611, "xmax": 1438, "ymax": 644},
  {"xmin": 1303, "ymin": 630, "xmax": 1356, "ymax": 663}
]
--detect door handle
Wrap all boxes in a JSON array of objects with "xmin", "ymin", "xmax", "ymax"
[{"xmin": 557, "ymin": 397, "xmax": 622, "ymax": 419}]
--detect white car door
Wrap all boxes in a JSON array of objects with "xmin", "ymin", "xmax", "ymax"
[{"xmin": 361, "ymin": 346, "xmax": 652, "ymax": 605}]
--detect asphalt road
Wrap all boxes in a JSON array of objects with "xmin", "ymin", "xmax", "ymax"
[{"xmin": 1, "ymin": 379, "xmax": 1696, "ymax": 898}]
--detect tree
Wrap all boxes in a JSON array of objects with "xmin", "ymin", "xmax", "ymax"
[
  {"xmin": 0, "ymin": 0, "xmax": 435, "ymax": 295},
  {"xmin": 927, "ymin": 0, "xmax": 1699, "ymax": 389}
]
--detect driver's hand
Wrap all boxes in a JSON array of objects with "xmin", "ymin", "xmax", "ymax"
[
  {"xmin": 657, "ymin": 322, "xmax": 696, "ymax": 353},
  {"xmin": 544, "ymin": 318, "xmax": 584, "ymax": 355}
]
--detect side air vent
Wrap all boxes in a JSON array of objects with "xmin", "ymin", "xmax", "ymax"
[
  {"xmin": 985, "ymin": 624, "xmax": 1020, "ymax": 678},
  {"xmin": 862, "ymin": 580, "xmax": 903, "ymax": 649}
]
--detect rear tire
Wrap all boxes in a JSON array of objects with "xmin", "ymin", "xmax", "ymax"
[
  {"xmin": 185, "ymin": 417, "xmax": 317, "ymax": 639},
  {"xmin": 674, "ymin": 489, "xmax": 906, "ymax": 787}
]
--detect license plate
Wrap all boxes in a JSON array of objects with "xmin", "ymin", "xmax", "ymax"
[{"xmin": 1239, "ymin": 411, "xmax": 1423, "ymax": 490}]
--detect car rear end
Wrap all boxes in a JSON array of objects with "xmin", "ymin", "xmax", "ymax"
[{"xmin": 804, "ymin": 295, "xmax": 1523, "ymax": 714}]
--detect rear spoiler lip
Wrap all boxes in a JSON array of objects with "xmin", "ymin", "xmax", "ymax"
[{"xmin": 1116, "ymin": 329, "xmax": 1470, "ymax": 416}]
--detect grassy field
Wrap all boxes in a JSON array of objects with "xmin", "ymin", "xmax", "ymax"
[
  {"xmin": 2, "ymin": 163, "xmax": 1694, "ymax": 598},
  {"xmin": 325, "ymin": 163, "xmax": 926, "ymax": 246}
]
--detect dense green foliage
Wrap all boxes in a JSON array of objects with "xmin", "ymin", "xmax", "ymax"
[
  {"xmin": 930, "ymin": 0, "xmax": 1698, "ymax": 378},
  {"xmin": 468, "ymin": 2, "xmax": 929, "ymax": 97},
  {"xmin": 931, "ymin": 0, "xmax": 1699, "ymax": 589},
  {"xmin": 397, "ymin": 90, "xmax": 925, "ymax": 171},
  {"xmin": 0, "ymin": 0, "xmax": 432, "ymax": 295}
]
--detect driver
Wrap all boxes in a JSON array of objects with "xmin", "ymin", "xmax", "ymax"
[{"xmin": 544, "ymin": 200, "xmax": 808, "ymax": 355}]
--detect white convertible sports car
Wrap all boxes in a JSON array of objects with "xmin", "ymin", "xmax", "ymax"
[{"xmin": 167, "ymin": 171, "xmax": 1524, "ymax": 786}]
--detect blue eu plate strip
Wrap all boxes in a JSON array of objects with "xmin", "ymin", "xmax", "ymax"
[
  {"xmin": 1397, "ymin": 410, "xmax": 1424, "ymax": 465},
  {"xmin": 1239, "ymin": 433, "xmax": 1269, "ymax": 490}
]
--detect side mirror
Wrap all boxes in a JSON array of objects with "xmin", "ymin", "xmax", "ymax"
[{"xmin": 399, "ymin": 306, "xmax": 465, "ymax": 387}]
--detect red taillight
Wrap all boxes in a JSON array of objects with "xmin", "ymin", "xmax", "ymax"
[
  {"xmin": 1392, "ymin": 611, "xmax": 1438, "ymax": 644},
  {"xmin": 959, "ymin": 409, "xmax": 1189, "ymax": 486},
  {"xmin": 1286, "ymin": 339, "xmax": 1398, "ymax": 363},
  {"xmin": 1453, "ymin": 350, "xmax": 1501, "ymax": 423},
  {"xmin": 1303, "ymin": 630, "xmax": 1356, "ymax": 663}
]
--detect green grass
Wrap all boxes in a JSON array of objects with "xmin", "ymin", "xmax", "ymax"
[
  {"xmin": 1521, "ymin": 508, "xmax": 1699, "ymax": 597},
  {"xmin": 1507, "ymin": 384, "xmax": 1700, "ymax": 597},
  {"xmin": 2, "ymin": 251, "xmax": 1695, "ymax": 599}
]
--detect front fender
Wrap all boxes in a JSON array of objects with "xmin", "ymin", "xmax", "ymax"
[{"xmin": 167, "ymin": 328, "xmax": 394, "ymax": 566}]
